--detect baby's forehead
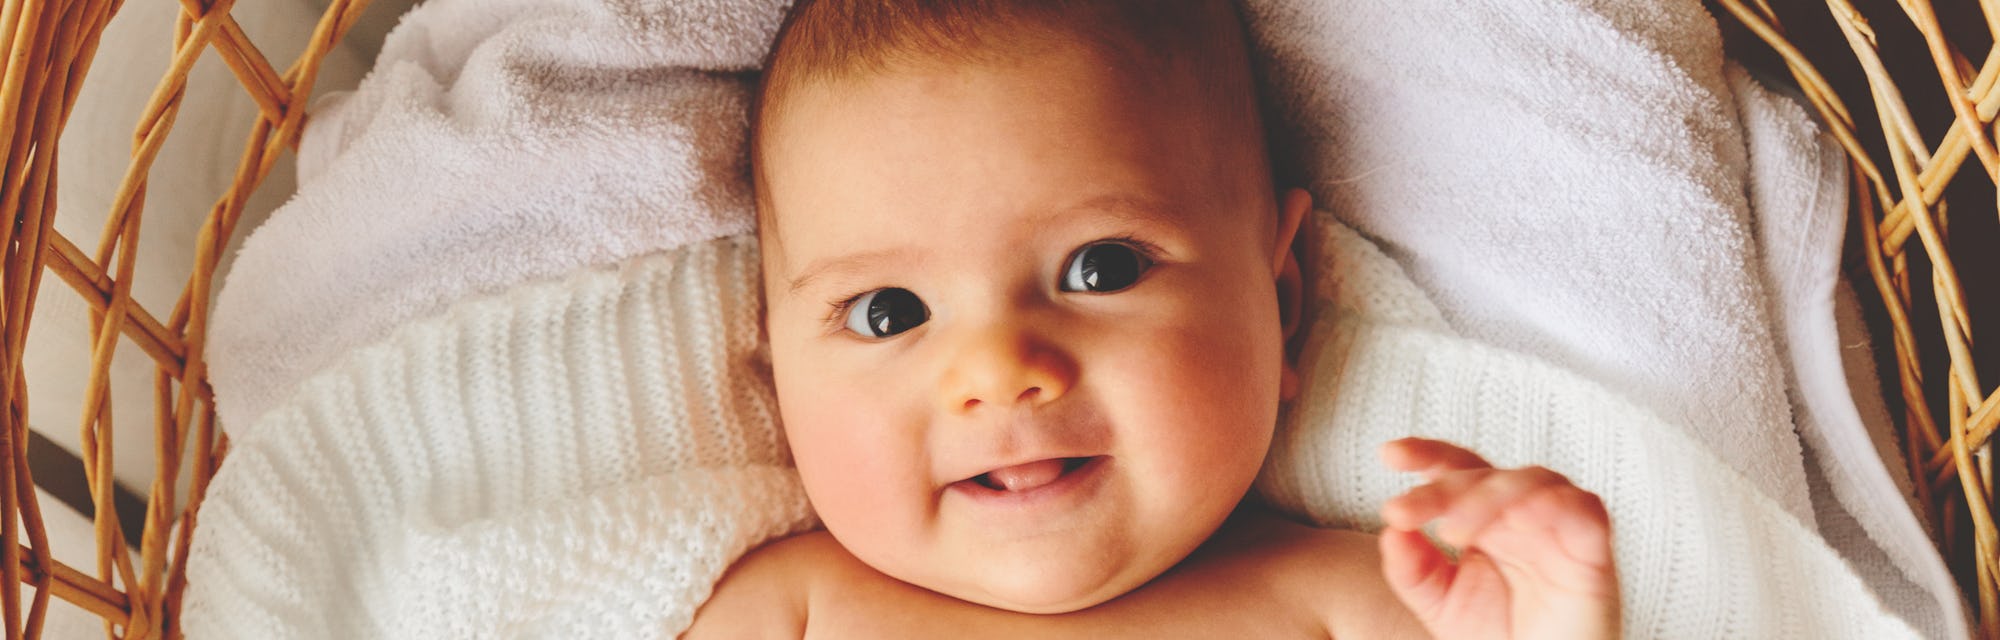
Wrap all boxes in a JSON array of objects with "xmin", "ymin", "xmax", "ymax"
[
  {"xmin": 758, "ymin": 0, "xmax": 1242, "ymax": 90},
  {"xmin": 750, "ymin": 0, "xmax": 1264, "ymax": 170},
  {"xmin": 759, "ymin": 24, "xmax": 1217, "ymax": 140},
  {"xmin": 752, "ymin": 1, "xmax": 1276, "ymax": 270}
]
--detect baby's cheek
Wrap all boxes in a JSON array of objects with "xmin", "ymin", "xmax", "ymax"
[
  {"xmin": 1105, "ymin": 318, "xmax": 1276, "ymax": 448},
  {"xmin": 1148, "ymin": 299, "xmax": 1281, "ymax": 456},
  {"xmin": 780, "ymin": 391, "xmax": 931, "ymax": 551},
  {"xmin": 786, "ymin": 398, "xmax": 885, "ymax": 500}
]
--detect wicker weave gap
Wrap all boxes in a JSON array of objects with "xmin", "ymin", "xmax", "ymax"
[{"xmin": 44, "ymin": 233, "xmax": 191, "ymax": 382}]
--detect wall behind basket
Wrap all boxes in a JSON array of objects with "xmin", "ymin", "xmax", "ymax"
[{"xmin": 21, "ymin": 0, "xmax": 407, "ymax": 514}]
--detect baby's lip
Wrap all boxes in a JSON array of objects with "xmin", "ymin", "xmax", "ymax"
[
  {"xmin": 962, "ymin": 457, "xmax": 1094, "ymax": 492},
  {"xmin": 946, "ymin": 456, "xmax": 1111, "ymax": 511}
]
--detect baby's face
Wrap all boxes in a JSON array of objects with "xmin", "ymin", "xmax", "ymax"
[{"xmin": 760, "ymin": 36, "xmax": 1294, "ymax": 613}]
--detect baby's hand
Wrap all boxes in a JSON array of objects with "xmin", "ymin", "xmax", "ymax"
[{"xmin": 1377, "ymin": 438, "xmax": 1620, "ymax": 640}]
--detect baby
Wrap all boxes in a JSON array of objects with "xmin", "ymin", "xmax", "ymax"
[{"xmin": 689, "ymin": 1, "xmax": 1620, "ymax": 637}]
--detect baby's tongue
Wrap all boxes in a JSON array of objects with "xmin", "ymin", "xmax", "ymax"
[{"xmin": 986, "ymin": 459, "xmax": 1067, "ymax": 492}]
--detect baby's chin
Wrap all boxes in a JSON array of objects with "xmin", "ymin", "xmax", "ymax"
[{"xmin": 903, "ymin": 545, "xmax": 1180, "ymax": 615}]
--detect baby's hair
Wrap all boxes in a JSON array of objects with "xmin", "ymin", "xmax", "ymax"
[{"xmin": 750, "ymin": 0, "xmax": 1273, "ymax": 233}]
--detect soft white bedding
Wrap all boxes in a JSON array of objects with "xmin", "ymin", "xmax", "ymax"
[
  {"xmin": 1245, "ymin": 1, "xmax": 1956, "ymax": 630},
  {"xmin": 184, "ymin": 0, "xmax": 1959, "ymax": 637},
  {"xmin": 182, "ymin": 212, "xmax": 1925, "ymax": 637},
  {"xmin": 1735, "ymin": 66, "xmax": 1960, "ymax": 634}
]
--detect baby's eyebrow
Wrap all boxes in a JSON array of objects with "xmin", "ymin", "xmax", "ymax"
[
  {"xmin": 781, "ymin": 194, "xmax": 1181, "ymax": 297},
  {"xmin": 786, "ymin": 246, "xmax": 920, "ymax": 296},
  {"xmin": 1063, "ymin": 193, "xmax": 1186, "ymax": 223}
]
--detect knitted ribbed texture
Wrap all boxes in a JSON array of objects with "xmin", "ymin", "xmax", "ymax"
[
  {"xmin": 186, "ymin": 217, "xmax": 1917, "ymax": 637},
  {"xmin": 183, "ymin": 236, "xmax": 817, "ymax": 638},
  {"xmin": 1258, "ymin": 216, "xmax": 1920, "ymax": 638}
]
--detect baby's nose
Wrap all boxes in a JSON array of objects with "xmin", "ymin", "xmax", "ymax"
[{"xmin": 938, "ymin": 329, "xmax": 1076, "ymax": 414}]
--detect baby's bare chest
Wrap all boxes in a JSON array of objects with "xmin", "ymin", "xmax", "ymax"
[{"xmin": 802, "ymin": 555, "xmax": 1334, "ymax": 639}]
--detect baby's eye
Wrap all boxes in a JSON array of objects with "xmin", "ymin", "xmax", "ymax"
[
  {"xmin": 1060, "ymin": 242, "xmax": 1151, "ymax": 293},
  {"xmin": 844, "ymin": 287, "xmax": 929, "ymax": 338}
]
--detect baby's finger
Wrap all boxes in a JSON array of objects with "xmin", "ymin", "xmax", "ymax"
[
  {"xmin": 1378, "ymin": 528, "xmax": 1456, "ymax": 619},
  {"xmin": 1379, "ymin": 437, "xmax": 1492, "ymax": 477},
  {"xmin": 1430, "ymin": 466, "xmax": 1571, "ymax": 548},
  {"xmin": 1474, "ymin": 486, "xmax": 1620, "ymax": 601},
  {"xmin": 1380, "ymin": 468, "xmax": 1493, "ymax": 531},
  {"xmin": 1504, "ymin": 482, "xmax": 1615, "ymax": 570}
]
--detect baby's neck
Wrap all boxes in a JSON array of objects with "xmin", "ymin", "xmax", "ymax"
[{"xmin": 688, "ymin": 504, "xmax": 1412, "ymax": 638}]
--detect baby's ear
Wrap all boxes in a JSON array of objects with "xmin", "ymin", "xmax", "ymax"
[
  {"xmin": 1271, "ymin": 188, "xmax": 1311, "ymax": 278},
  {"xmin": 1273, "ymin": 188, "xmax": 1311, "ymax": 402}
]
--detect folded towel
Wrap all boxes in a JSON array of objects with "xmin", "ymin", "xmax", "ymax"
[
  {"xmin": 1241, "ymin": 0, "xmax": 1812, "ymax": 523},
  {"xmin": 1245, "ymin": 1, "xmax": 1960, "ymax": 628},
  {"xmin": 208, "ymin": 0, "xmax": 789, "ymax": 432},
  {"xmin": 1734, "ymin": 63, "xmax": 1965, "ymax": 637}
]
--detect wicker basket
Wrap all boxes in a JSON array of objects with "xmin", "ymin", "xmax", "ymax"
[
  {"xmin": 0, "ymin": 0, "xmax": 368, "ymax": 637},
  {"xmin": 1715, "ymin": 0, "xmax": 2000, "ymax": 636},
  {"xmin": 0, "ymin": 0, "xmax": 1990, "ymax": 638}
]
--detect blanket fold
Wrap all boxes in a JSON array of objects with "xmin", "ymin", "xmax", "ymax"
[
  {"xmin": 1240, "ymin": 0, "xmax": 1813, "ymax": 523},
  {"xmin": 1733, "ymin": 63, "xmax": 1963, "ymax": 636},
  {"xmin": 209, "ymin": 0, "xmax": 789, "ymax": 434},
  {"xmin": 1258, "ymin": 218, "xmax": 1917, "ymax": 638},
  {"xmin": 187, "ymin": 239, "xmax": 819, "ymax": 637}
]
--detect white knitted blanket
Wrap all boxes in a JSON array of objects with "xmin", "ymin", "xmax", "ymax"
[
  {"xmin": 183, "ymin": 216, "xmax": 1918, "ymax": 637},
  {"xmin": 1261, "ymin": 216, "xmax": 1918, "ymax": 638},
  {"xmin": 186, "ymin": 238, "xmax": 820, "ymax": 636}
]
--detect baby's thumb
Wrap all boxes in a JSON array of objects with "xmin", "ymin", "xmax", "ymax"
[{"xmin": 1379, "ymin": 528, "xmax": 1453, "ymax": 619}]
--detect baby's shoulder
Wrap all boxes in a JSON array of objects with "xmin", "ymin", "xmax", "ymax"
[
  {"xmin": 1196, "ymin": 512, "xmax": 1423, "ymax": 639},
  {"xmin": 682, "ymin": 531, "xmax": 836, "ymax": 639},
  {"xmin": 1197, "ymin": 510, "xmax": 1379, "ymax": 586}
]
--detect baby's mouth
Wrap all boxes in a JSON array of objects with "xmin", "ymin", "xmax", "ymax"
[{"xmin": 970, "ymin": 457, "xmax": 1095, "ymax": 492}]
